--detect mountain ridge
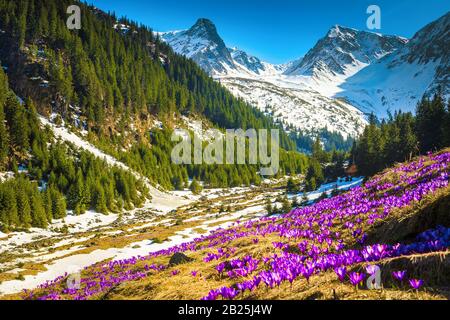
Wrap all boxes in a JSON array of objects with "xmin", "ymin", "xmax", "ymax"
[
  {"xmin": 284, "ymin": 24, "xmax": 408, "ymax": 80},
  {"xmin": 337, "ymin": 11, "xmax": 450, "ymax": 117},
  {"xmin": 160, "ymin": 20, "xmax": 380, "ymax": 137},
  {"xmin": 160, "ymin": 14, "xmax": 449, "ymax": 137}
]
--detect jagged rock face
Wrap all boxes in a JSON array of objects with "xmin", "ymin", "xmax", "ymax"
[
  {"xmin": 160, "ymin": 18, "xmax": 236, "ymax": 75},
  {"xmin": 400, "ymin": 12, "xmax": 449, "ymax": 65},
  {"xmin": 229, "ymin": 47, "xmax": 266, "ymax": 74},
  {"xmin": 392, "ymin": 12, "xmax": 449, "ymax": 98}
]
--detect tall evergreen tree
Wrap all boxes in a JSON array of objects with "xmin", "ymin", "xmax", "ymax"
[
  {"xmin": 30, "ymin": 192, "xmax": 47, "ymax": 228},
  {"xmin": 16, "ymin": 184, "xmax": 32, "ymax": 228},
  {"xmin": 416, "ymin": 95, "xmax": 446, "ymax": 153}
]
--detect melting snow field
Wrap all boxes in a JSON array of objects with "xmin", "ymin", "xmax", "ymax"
[
  {"xmin": 0, "ymin": 171, "xmax": 362, "ymax": 296},
  {"xmin": 0, "ymin": 202, "xmax": 267, "ymax": 295},
  {"xmin": 0, "ymin": 115, "xmax": 273, "ymax": 295},
  {"xmin": 39, "ymin": 116, "xmax": 190, "ymax": 214},
  {"xmin": 295, "ymin": 177, "xmax": 365, "ymax": 203}
]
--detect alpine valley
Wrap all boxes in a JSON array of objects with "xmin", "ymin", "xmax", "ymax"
[{"xmin": 0, "ymin": 0, "xmax": 449, "ymax": 302}]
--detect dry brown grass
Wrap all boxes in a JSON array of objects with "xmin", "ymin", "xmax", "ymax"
[{"xmin": 96, "ymin": 177, "xmax": 450, "ymax": 300}]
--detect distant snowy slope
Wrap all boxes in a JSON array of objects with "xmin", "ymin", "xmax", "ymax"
[
  {"xmin": 337, "ymin": 12, "xmax": 450, "ymax": 117},
  {"xmin": 220, "ymin": 77, "xmax": 367, "ymax": 138}
]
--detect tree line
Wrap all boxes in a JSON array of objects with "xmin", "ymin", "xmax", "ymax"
[
  {"xmin": 0, "ymin": 0, "xmax": 315, "ymax": 191},
  {"xmin": 0, "ymin": 67, "xmax": 148, "ymax": 231},
  {"xmin": 352, "ymin": 94, "xmax": 450, "ymax": 176},
  {"xmin": 116, "ymin": 128, "xmax": 309, "ymax": 191}
]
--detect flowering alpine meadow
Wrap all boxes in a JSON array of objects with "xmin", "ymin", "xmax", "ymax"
[{"xmin": 24, "ymin": 151, "xmax": 450, "ymax": 300}]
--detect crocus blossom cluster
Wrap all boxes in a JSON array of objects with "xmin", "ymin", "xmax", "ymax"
[{"xmin": 25, "ymin": 152, "xmax": 450, "ymax": 300}]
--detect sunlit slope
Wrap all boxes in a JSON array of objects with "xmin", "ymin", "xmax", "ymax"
[{"xmin": 25, "ymin": 149, "xmax": 450, "ymax": 300}]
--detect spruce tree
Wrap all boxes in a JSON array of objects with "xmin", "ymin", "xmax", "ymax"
[
  {"xmin": 16, "ymin": 187, "xmax": 32, "ymax": 228},
  {"xmin": 93, "ymin": 184, "xmax": 108, "ymax": 214},
  {"xmin": 1, "ymin": 186, "xmax": 18, "ymax": 227},
  {"xmin": 189, "ymin": 179, "xmax": 202, "ymax": 195},
  {"xmin": 416, "ymin": 95, "xmax": 446, "ymax": 153},
  {"xmin": 30, "ymin": 193, "xmax": 47, "ymax": 228},
  {"xmin": 265, "ymin": 199, "xmax": 273, "ymax": 215},
  {"xmin": 0, "ymin": 102, "xmax": 8, "ymax": 170},
  {"xmin": 50, "ymin": 187, "xmax": 66, "ymax": 219},
  {"xmin": 281, "ymin": 196, "xmax": 292, "ymax": 214},
  {"xmin": 286, "ymin": 177, "xmax": 297, "ymax": 193},
  {"xmin": 43, "ymin": 189, "xmax": 53, "ymax": 222}
]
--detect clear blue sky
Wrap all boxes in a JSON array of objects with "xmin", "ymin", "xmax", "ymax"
[{"xmin": 90, "ymin": 0, "xmax": 449, "ymax": 64}]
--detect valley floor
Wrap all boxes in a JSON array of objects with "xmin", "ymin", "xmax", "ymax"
[
  {"xmin": 8, "ymin": 149, "xmax": 448, "ymax": 301},
  {"xmin": 0, "ymin": 115, "xmax": 297, "ymax": 297},
  {"xmin": 0, "ymin": 180, "xmax": 285, "ymax": 296}
]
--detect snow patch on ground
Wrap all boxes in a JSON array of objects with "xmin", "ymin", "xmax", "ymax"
[
  {"xmin": 289, "ymin": 177, "xmax": 364, "ymax": 203},
  {"xmin": 39, "ymin": 116, "xmax": 191, "ymax": 214},
  {"xmin": 0, "ymin": 203, "xmax": 265, "ymax": 295},
  {"xmin": 0, "ymin": 171, "xmax": 14, "ymax": 182}
]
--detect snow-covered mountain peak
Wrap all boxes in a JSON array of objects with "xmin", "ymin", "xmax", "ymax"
[
  {"xmin": 160, "ymin": 19, "xmax": 371, "ymax": 137},
  {"xmin": 326, "ymin": 25, "xmax": 358, "ymax": 38},
  {"xmin": 160, "ymin": 14, "xmax": 448, "ymax": 139},
  {"xmin": 161, "ymin": 20, "xmax": 291, "ymax": 77},
  {"xmin": 160, "ymin": 18, "xmax": 235, "ymax": 75},
  {"xmin": 285, "ymin": 25, "xmax": 408, "ymax": 79},
  {"xmin": 392, "ymin": 11, "xmax": 449, "ymax": 66},
  {"xmin": 185, "ymin": 18, "xmax": 223, "ymax": 44}
]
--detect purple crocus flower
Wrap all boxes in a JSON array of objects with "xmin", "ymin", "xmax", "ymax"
[
  {"xmin": 334, "ymin": 267, "xmax": 347, "ymax": 282},
  {"xmin": 349, "ymin": 272, "xmax": 365, "ymax": 287},
  {"xmin": 392, "ymin": 270, "xmax": 407, "ymax": 281},
  {"xmin": 216, "ymin": 262, "xmax": 226, "ymax": 274},
  {"xmin": 24, "ymin": 152, "xmax": 450, "ymax": 301},
  {"xmin": 409, "ymin": 279, "xmax": 424, "ymax": 290}
]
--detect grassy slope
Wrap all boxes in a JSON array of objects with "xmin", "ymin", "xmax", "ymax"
[
  {"xmin": 102, "ymin": 191, "xmax": 450, "ymax": 300},
  {"xmin": 21, "ymin": 149, "xmax": 450, "ymax": 300}
]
